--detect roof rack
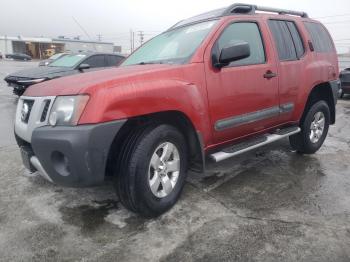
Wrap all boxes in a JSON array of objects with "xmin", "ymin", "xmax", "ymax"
[{"xmin": 223, "ymin": 3, "xmax": 309, "ymax": 18}]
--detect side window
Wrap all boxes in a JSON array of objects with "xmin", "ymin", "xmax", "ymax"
[
  {"xmin": 303, "ymin": 22, "xmax": 334, "ymax": 52},
  {"xmin": 216, "ymin": 22, "xmax": 265, "ymax": 66},
  {"xmin": 83, "ymin": 55, "xmax": 105, "ymax": 68},
  {"xmin": 286, "ymin": 21, "xmax": 304, "ymax": 58},
  {"xmin": 106, "ymin": 55, "xmax": 123, "ymax": 66},
  {"xmin": 268, "ymin": 20, "xmax": 297, "ymax": 61}
]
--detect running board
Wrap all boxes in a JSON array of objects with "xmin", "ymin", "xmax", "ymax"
[{"xmin": 210, "ymin": 126, "xmax": 301, "ymax": 162}]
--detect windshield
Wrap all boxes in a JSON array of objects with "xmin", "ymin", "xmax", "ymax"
[
  {"xmin": 122, "ymin": 20, "xmax": 217, "ymax": 66},
  {"xmin": 49, "ymin": 54, "xmax": 86, "ymax": 67}
]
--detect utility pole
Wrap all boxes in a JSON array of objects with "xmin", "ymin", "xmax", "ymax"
[
  {"xmin": 97, "ymin": 34, "xmax": 102, "ymax": 42},
  {"xmin": 130, "ymin": 29, "xmax": 133, "ymax": 53},
  {"xmin": 138, "ymin": 31, "xmax": 144, "ymax": 46},
  {"xmin": 130, "ymin": 29, "xmax": 136, "ymax": 53},
  {"xmin": 4, "ymin": 35, "xmax": 8, "ymax": 54}
]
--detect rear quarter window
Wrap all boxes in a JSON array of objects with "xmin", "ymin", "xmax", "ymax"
[{"xmin": 303, "ymin": 22, "xmax": 334, "ymax": 52}]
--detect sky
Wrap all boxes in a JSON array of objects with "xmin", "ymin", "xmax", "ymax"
[{"xmin": 1, "ymin": 0, "xmax": 350, "ymax": 53}]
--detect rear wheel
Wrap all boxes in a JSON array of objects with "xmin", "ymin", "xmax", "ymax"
[
  {"xmin": 289, "ymin": 100, "xmax": 330, "ymax": 154},
  {"xmin": 114, "ymin": 124, "xmax": 188, "ymax": 217}
]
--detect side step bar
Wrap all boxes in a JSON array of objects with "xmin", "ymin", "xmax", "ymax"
[{"xmin": 210, "ymin": 126, "xmax": 301, "ymax": 162}]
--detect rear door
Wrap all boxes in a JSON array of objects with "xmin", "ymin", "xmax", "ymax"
[
  {"xmin": 205, "ymin": 19, "xmax": 280, "ymax": 144},
  {"xmin": 267, "ymin": 19, "xmax": 306, "ymax": 123}
]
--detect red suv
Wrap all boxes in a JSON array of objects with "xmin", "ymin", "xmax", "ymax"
[{"xmin": 15, "ymin": 4, "xmax": 340, "ymax": 217}]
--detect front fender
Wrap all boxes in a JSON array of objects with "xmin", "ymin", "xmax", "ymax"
[{"xmin": 79, "ymin": 78, "xmax": 211, "ymax": 144}]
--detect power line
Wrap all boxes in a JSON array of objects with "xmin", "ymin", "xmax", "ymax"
[
  {"xmin": 335, "ymin": 39, "xmax": 350, "ymax": 42},
  {"xmin": 314, "ymin": 13, "xmax": 350, "ymax": 19},
  {"xmin": 100, "ymin": 32, "xmax": 130, "ymax": 36},
  {"xmin": 323, "ymin": 20, "xmax": 350, "ymax": 24},
  {"xmin": 72, "ymin": 16, "xmax": 93, "ymax": 41},
  {"xmin": 102, "ymin": 36, "xmax": 130, "ymax": 40},
  {"xmin": 71, "ymin": 16, "xmax": 97, "ymax": 51}
]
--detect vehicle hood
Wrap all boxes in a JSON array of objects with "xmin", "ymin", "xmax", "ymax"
[
  {"xmin": 7, "ymin": 66, "xmax": 74, "ymax": 79},
  {"xmin": 25, "ymin": 64, "xmax": 187, "ymax": 97}
]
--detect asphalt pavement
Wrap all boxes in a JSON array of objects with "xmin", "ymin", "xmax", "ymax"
[{"xmin": 0, "ymin": 60, "xmax": 350, "ymax": 262}]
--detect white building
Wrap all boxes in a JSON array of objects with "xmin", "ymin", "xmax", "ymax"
[{"xmin": 0, "ymin": 35, "xmax": 118, "ymax": 59}]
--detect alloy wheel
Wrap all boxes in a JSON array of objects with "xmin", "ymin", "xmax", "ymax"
[
  {"xmin": 148, "ymin": 142, "xmax": 180, "ymax": 198},
  {"xmin": 309, "ymin": 111, "xmax": 325, "ymax": 143}
]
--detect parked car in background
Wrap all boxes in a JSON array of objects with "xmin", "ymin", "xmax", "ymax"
[
  {"xmin": 339, "ymin": 68, "xmax": 350, "ymax": 98},
  {"xmin": 5, "ymin": 53, "xmax": 32, "ymax": 61},
  {"xmin": 14, "ymin": 4, "xmax": 339, "ymax": 217},
  {"xmin": 5, "ymin": 52, "xmax": 125, "ymax": 95},
  {"xmin": 39, "ymin": 53, "xmax": 68, "ymax": 66},
  {"xmin": 0, "ymin": 51, "xmax": 3, "ymax": 59}
]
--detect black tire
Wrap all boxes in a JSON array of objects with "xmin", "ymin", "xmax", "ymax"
[
  {"xmin": 289, "ymin": 100, "xmax": 330, "ymax": 154},
  {"xmin": 114, "ymin": 124, "xmax": 188, "ymax": 217}
]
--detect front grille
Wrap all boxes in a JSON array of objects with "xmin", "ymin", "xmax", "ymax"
[
  {"xmin": 40, "ymin": 99, "xmax": 51, "ymax": 122},
  {"xmin": 15, "ymin": 95, "xmax": 56, "ymax": 143},
  {"xmin": 21, "ymin": 99, "xmax": 34, "ymax": 123}
]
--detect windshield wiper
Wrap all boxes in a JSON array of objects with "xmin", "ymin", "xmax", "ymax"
[{"xmin": 138, "ymin": 61, "xmax": 163, "ymax": 65}]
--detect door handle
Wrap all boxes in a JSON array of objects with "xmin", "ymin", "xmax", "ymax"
[{"xmin": 264, "ymin": 70, "xmax": 277, "ymax": 79}]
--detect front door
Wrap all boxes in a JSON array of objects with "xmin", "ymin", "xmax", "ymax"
[{"xmin": 205, "ymin": 20, "xmax": 280, "ymax": 144}]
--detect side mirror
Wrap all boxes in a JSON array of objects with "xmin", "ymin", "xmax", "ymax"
[
  {"xmin": 78, "ymin": 63, "xmax": 90, "ymax": 70},
  {"xmin": 215, "ymin": 41, "xmax": 250, "ymax": 68}
]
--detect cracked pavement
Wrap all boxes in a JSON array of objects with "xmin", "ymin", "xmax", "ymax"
[{"xmin": 0, "ymin": 60, "xmax": 350, "ymax": 261}]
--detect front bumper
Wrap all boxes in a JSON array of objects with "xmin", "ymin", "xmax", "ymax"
[{"xmin": 16, "ymin": 119, "xmax": 126, "ymax": 187}]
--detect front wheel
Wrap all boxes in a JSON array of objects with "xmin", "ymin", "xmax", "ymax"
[
  {"xmin": 115, "ymin": 124, "xmax": 188, "ymax": 217},
  {"xmin": 289, "ymin": 100, "xmax": 330, "ymax": 154}
]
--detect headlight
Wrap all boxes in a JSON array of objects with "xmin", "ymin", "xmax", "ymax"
[
  {"xmin": 48, "ymin": 95, "xmax": 89, "ymax": 126},
  {"xmin": 17, "ymin": 78, "xmax": 46, "ymax": 84}
]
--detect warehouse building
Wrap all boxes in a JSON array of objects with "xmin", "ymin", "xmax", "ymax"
[{"xmin": 0, "ymin": 35, "xmax": 119, "ymax": 59}]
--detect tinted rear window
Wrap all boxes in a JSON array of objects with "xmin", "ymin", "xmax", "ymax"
[
  {"xmin": 268, "ymin": 20, "xmax": 297, "ymax": 61},
  {"xmin": 304, "ymin": 22, "xmax": 334, "ymax": 52},
  {"xmin": 286, "ymin": 21, "xmax": 304, "ymax": 58},
  {"xmin": 106, "ymin": 55, "xmax": 123, "ymax": 66}
]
